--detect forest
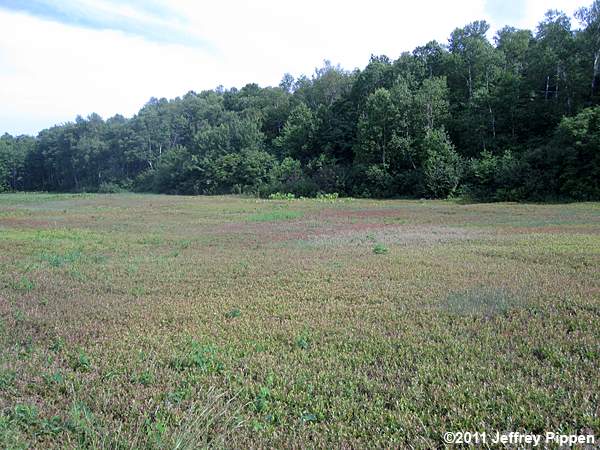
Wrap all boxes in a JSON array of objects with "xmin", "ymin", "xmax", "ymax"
[{"xmin": 1, "ymin": 3, "xmax": 600, "ymax": 201}]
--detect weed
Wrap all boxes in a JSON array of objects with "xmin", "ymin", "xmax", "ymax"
[
  {"xmin": 131, "ymin": 370, "xmax": 154, "ymax": 386},
  {"xmin": 145, "ymin": 416, "xmax": 167, "ymax": 446},
  {"xmin": 225, "ymin": 308, "xmax": 241, "ymax": 319},
  {"xmin": 130, "ymin": 286, "xmax": 146, "ymax": 297},
  {"xmin": 316, "ymin": 192, "xmax": 339, "ymax": 201},
  {"xmin": 169, "ymin": 340, "xmax": 223, "ymax": 373},
  {"xmin": 12, "ymin": 276, "xmax": 35, "ymax": 292},
  {"xmin": 67, "ymin": 402, "xmax": 99, "ymax": 447},
  {"xmin": 0, "ymin": 370, "xmax": 15, "ymax": 391},
  {"xmin": 44, "ymin": 371, "xmax": 64, "ymax": 386},
  {"xmin": 269, "ymin": 192, "xmax": 296, "ymax": 200},
  {"xmin": 301, "ymin": 412, "xmax": 317, "ymax": 423},
  {"xmin": 41, "ymin": 250, "xmax": 82, "ymax": 268},
  {"xmin": 138, "ymin": 235, "xmax": 163, "ymax": 245},
  {"xmin": 254, "ymin": 386, "xmax": 270, "ymax": 413},
  {"xmin": 11, "ymin": 404, "xmax": 39, "ymax": 428},
  {"xmin": 39, "ymin": 417, "xmax": 65, "ymax": 436},
  {"xmin": 295, "ymin": 332, "xmax": 310, "ymax": 350},
  {"xmin": 372, "ymin": 243, "xmax": 389, "ymax": 254},
  {"xmin": 13, "ymin": 309, "xmax": 25, "ymax": 323},
  {"xmin": 49, "ymin": 336, "xmax": 65, "ymax": 353},
  {"xmin": 71, "ymin": 350, "xmax": 92, "ymax": 372},
  {"xmin": 167, "ymin": 387, "xmax": 245, "ymax": 448},
  {"xmin": 532, "ymin": 346, "xmax": 567, "ymax": 368},
  {"xmin": 166, "ymin": 386, "xmax": 192, "ymax": 404}
]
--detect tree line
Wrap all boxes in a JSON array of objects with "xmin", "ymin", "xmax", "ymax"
[{"xmin": 1, "ymin": 4, "xmax": 600, "ymax": 200}]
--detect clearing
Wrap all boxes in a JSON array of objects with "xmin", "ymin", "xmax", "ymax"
[{"xmin": 0, "ymin": 193, "xmax": 599, "ymax": 448}]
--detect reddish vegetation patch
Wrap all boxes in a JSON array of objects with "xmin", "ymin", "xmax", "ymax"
[
  {"xmin": 507, "ymin": 226, "xmax": 600, "ymax": 235},
  {"xmin": 306, "ymin": 224, "xmax": 487, "ymax": 247},
  {"xmin": 1, "ymin": 194, "xmax": 598, "ymax": 449},
  {"xmin": 211, "ymin": 218, "xmax": 398, "ymax": 243},
  {"xmin": 209, "ymin": 216, "xmax": 484, "ymax": 249},
  {"xmin": 0, "ymin": 218, "xmax": 57, "ymax": 228},
  {"xmin": 315, "ymin": 208, "xmax": 402, "ymax": 220}
]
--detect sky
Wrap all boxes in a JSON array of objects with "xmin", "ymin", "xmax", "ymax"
[{"xmin": 0, "ymin": 0, "xmax": 589, "ymax": 136}]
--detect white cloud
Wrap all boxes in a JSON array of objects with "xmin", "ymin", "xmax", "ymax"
[
  {"xmin": 175, "ymin": 0, "xmax": 489, "ymax": 76},
  {"xmin": 0, "ymin": 0, "xmax": 591, "ymax": 135},
  {"xmin": 517, "ymin": 0, "xmax": 586, "ymax": 31},
  {"xmin": 0, "ymin": 9, "xmax": 222, "ymax": 135}
]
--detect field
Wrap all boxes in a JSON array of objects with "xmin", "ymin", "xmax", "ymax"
[{"xmin": 0, "ymin": 193, "xmax": 599, "ymax": 448}]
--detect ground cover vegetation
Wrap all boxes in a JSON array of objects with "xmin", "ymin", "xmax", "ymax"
[
  {"xmin": 1, "ymin": 3, "xmax": 600, "ymax": 200},
  {"xmin": 0, "ymin": 193, "xmax": 599, "ymax": 447}
]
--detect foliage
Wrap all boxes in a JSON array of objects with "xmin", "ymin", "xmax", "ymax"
[
  {"xmin": 269, "ymin": 192, "xmax": 296, "ymax": 200},
  {"xmin": 97, "ymin": 182, "xmax": 126, "ymax": 194},
  {"xmin": 551, "ymin": 106, "xmax": 600, "ymax": 199},
  {"xmin": 372, "ymin": 243, "xmax": 389, "ymax": 254},
  {"xmin": 2, "ymin": 3, "xmax": 600, "ymax": 200},
  {"xmin": 422, "ymin": 128, "xmax": 462, "ymax": 198},
  {"xmin": 316, "ymin": 192, "xmax": 339, "ymax": 201}
]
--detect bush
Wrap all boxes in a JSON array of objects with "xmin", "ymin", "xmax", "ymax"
[
  {"xmin": 269, "ymin": 192, "xmax": 296, "ymax": 200},
  {"xmin": 394, "ymin": 169, "xmax": 425, "ymax": 197},
  {"xmin": 305, "ymin": 155, "xmax": 348, "ymax": 194},
  {"xmin": 422, "ymin": 128, "xmax": 462, "ymax": 198},
  {"xmin": 316, "ymin": 192, "xmax": 339, "ymax": 201},
  {"xmin": 464, "ymin": 149, "xmax": 526, "ymax": 201},
  {"xmin": 350, "ymin": 164, "xmax": 393, "ymax": 198},
  {"xmin": 132, "ymin": 170, "xmax": 158, "ymax": 193},
  {"xmin": 551, "ymin": 106, "xmax": 600, "ymax": 200},
  {"xmin": 150, "ymin": 146, "xmax": 204, "ymax": 194},
  {"xmin": 273, "ymin": 157, "xmax": 303, "ymax": 185},
  {"xmin": 97, "ymin": 182, "xmax": 125, "ymax": 194},
  {"xmin": 270, "ymin": 176, "xmax": 321, "ymax": 197}
]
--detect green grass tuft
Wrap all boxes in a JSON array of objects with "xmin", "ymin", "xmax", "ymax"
[{"xmin": 372, "ymin": 243, "xmax": 389, "ymax": 254}]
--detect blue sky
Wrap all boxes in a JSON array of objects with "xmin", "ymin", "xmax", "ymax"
[
  {"xmin": 0, "ymin": 0, "xmax": 207, "ymax": 47},
  {"xmin": 0, "ymin": 0, "xmax": 588, "ymax": 135}
]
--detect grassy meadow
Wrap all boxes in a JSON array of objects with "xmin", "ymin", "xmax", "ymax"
[{"xmin": 0, "ymin": 193, "xmax": 599, "ymax": 448}]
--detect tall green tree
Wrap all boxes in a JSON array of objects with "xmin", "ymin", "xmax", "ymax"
[
  {"xmin": 422, "ymin": 128, "xmax": 462, "ymax": 198},
  {"xmin": 273, "ymin": 103, "xmax": 318, "ymax": 162}
]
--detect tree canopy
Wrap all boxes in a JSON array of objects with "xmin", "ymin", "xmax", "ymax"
[{"xmin": 2, "ymin": 3, "xmax": 599, "ymax": 200}]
